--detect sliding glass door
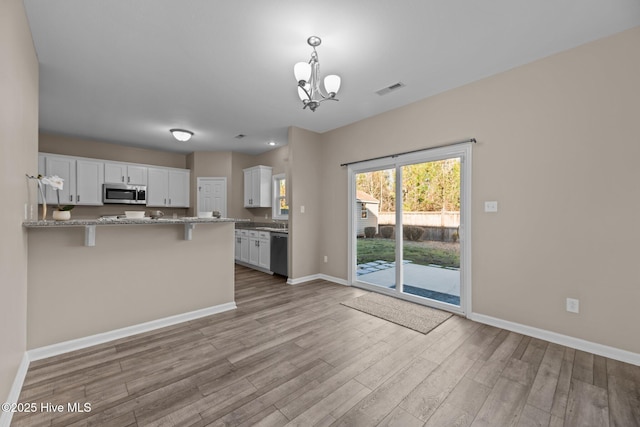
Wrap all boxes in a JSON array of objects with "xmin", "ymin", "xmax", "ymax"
[{"xmin": 349, "ymin": 144, "xmax": 471, "ymax": 315}]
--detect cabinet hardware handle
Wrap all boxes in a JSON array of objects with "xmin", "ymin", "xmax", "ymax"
[
  {"xmin": 127, "ymin": 176, "xmax": 130, "ymax": 183},
  {"xmin": 77, "ymin": 195, "xmax": 80, "ymax": 202},
  {"xmin": 169, "ymin": 199, "xmax": 172, "ymax": 205},
  {"xmin": 164, "ymin": 198, "xmax": 167, "ymax": 205},
  {"xmin": 122, "ymin": 176, "xmax": 124, "ymax": 182},
  {"xmin": 69, "ymin": 195, "xmax": 73, "ymax": 202}
]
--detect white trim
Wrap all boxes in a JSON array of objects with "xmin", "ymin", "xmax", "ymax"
[
  {"xmin": 318, "ymin": 274, "xmax": 350, "ymax": 286},
  {"xmin": 469, "ymin": 312, "xmax": 640, "ymax": 366},
  {"xmin": 287, "ymin": 274, "xmax": 350, "ymax": 286},
  {"xmin": 287, "ymin": 274, "xmax": 320, "ymax": 285},
  {"xmin": 0, "ymin": 353, "xmax": 30, "ymax": 427},
  {"xmin": 347, "ymin": 143, "xmax": 472, "ymax": 315},
  {"xmin": 27, "ymin": 302, "xmax": 237, "ymax": 362}
]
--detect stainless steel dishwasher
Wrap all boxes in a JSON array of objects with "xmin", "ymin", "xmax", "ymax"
[{"xmin": 270, "ymin": 232, "xmax": 288, "ymax": 277}]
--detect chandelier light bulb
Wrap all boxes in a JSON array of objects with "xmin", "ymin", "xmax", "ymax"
[
  {"xmin": 294, "ymin": 62, "xmax": 311, "ymax": 83},
  {"xmin": 324, "ymin": 75, "xmax": 341, "ymax": 95}
]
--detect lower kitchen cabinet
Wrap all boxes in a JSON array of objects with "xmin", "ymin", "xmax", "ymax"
[
  {"xmin": 236, "ymin": 230, "xmax": 270, "ymax": 271},
  {"xmin": 235, "ymin": 230, "xmax": 249, "ymax": 263}
]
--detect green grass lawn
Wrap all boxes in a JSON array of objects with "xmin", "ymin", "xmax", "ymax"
[{"xmin": 357, "ymin": 238, "xmax": 460, "ymax": 268}]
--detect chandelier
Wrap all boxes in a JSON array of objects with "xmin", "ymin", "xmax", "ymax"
[{"xmin": 294, "ymin": 36, "xmax": 341, "ymax": 112}]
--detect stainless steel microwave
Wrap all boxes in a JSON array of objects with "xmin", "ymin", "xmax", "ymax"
[{"xmin": 103, "ymin": 183, "xmax": 147, "ymax": 205}]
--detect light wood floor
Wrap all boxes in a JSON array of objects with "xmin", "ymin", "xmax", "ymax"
[{"xmin": 13, "ymin": 265, "xmax": 640, "ymax": 426}]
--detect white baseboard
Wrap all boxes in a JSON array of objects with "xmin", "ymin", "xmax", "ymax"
[
  {"xmin": 27, "ymin": 302, "xmax": 237, "ymax": 362},
  {"xmin": 0, "ymin": 353, "xmax": 30, "ymax": 427},
  {"xmin": 318, "ymin": 274, "xmax": 350, "ymax": 286},
  {"xmin": 469, "ymin": 312, "xmax": 640, "ymax": 366},
  {"xmin": 287, "ymin": 274, "xmax": 350, "ymax": 286}
]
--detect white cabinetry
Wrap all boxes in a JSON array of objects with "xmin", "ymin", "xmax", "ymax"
[
  {"xmin": 234, "ymin": 231, "xmax": 241, "ymax": 260},
  {"xmin": 243, "ymin": 166, "xmax": 272, "ymax": 208},
  {"xmin": 75, "ymin": 159, "xmax": 105, "ymax": 205},
  {"xmin": 147, "ymin": 167, "xmax": 190, "ymax": 207},
  {"xmin": 235, "ymin": 230, "xmax": 250, "ymax": 263},
  {"xmin": 104, "ymin": 162, "xmax": 147, "ymax": 185},
  {"xmin": 235, "ymin": 229, "xmax": 271, "ymax": 271},
  {"xmin": 43, "ymin": 155, "xmax": 76, "ymax": 205},
  {"xmin": 40, "ymin": 154, "xmax": 105, "ymax": 206},
  {"xmin": 248, "ymin": 230, "xmax": 270, "ymax": 270}
]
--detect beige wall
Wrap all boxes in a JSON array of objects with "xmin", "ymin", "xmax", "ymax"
[
  {"xmin": 289, "ymin": 127, "xmax": 323, "ymax": 279},
  {"xmin": 0, "ymin": 0, "xmax": 38, "ymax": 402},
  {"xmin": 27, "ymin": 223, "xmax": 235, "ymax": 348},
  {"xmin": 307, "ymin": 27, "xmax": 640, "ymax": 354},
  {"xmin": 40, "ymin": 133, "xmax": 187, "ymax": 168}
]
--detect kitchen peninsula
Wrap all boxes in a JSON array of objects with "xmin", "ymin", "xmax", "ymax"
[{"xmin": 24, "ymin": 217, "xmax": 247, "ymax": 352}]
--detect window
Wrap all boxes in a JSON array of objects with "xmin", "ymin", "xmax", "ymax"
[
  {"xmin": 361, "ymin": 203, "xmax": 368, "ymax": 219},
  {"xmin": 272, "ymin": 173, "xmax": 289, "ymax": 219}
]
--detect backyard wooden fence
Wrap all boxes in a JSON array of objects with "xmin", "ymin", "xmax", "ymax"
[{"xmin": 378, "ymin": 211, "xmax": 460, "ymax": 227}]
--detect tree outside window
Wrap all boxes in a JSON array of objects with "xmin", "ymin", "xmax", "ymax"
[{"xmin": 272, "ymin": 174, "xmax": 288, "ymax": 219}]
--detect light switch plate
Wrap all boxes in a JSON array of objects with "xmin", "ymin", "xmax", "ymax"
[
  {"xmin": 566, "ymin": 298, "xmax": 579, "ymax": 313},
  {"xmin": 484, "ymin": 201, "xmax": 498, "ymax": 212}
]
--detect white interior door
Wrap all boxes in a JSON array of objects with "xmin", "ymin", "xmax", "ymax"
[{"xmin": 197, "ymin": 177, "xmax": 227, "ymax": 217}]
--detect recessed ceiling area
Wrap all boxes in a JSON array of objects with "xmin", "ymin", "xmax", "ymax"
[{"xmin": 24, "ymin": 0, "xmax": 640, "ymax": 155}]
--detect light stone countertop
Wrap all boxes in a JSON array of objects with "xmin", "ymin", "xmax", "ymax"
[{"xmin": 23, "ymin": 217, "xmax": 249, "ymax": 228}]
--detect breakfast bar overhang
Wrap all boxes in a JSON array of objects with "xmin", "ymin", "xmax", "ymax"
[{"xmin": 23, "ymin": 217, "xmax": 247, "ymax": 351}]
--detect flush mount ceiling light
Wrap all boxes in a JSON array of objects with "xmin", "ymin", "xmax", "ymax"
[
  {"xmin": 294, "ymin": 36, "xmax": 341, "ymax": 112},
  {"xmin": 170, "ymin": 128, "xmax": 193, "ymax": 142}
]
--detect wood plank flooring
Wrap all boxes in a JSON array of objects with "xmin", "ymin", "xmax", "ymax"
[{"xmin": 12, "ymin": 265, "xmax": 640, "ymax": 426}]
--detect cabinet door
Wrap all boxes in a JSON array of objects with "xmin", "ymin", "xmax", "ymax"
[
  {"xmin": 234, "ymin": 233, "xmax": 242, "ymax": 260},
  {"xmin": 248, "ymin": 237, "xmax": 260, "ymax": 265},
  {"xmin": 243, "ymin": 169, "xmax": 253, "ymax": 207},
  {"xmin": 44, "ymin": 156, "xmax": 76, "ymax": 205},
  {"xmin": 168, "ymin": 170, "xmax": 189, "ymax": 207},
  {"xmin": 240, "ymin": 235, "xmax": 249, "ymax": 263},
  {"xmin": 76, "ymin": 159, "xmax": 104, "ymax": 205},
  {"xmin": 104, "ymin": 162, "xmax": 126, "ymax": 183},
  {"xmin": 147, "ymin": 168, "xmax": 169, "ymax": 207},
  {"xmin": 256, "ymin": 167, "xmax": 272, "ymax": 207},
  {"xmin": 258, "ymin": 237, "xmax": 271, "ymax": 270},
  {"xmin": 127, "ymin": 165, "xmax": 147, "ymax": 185}
]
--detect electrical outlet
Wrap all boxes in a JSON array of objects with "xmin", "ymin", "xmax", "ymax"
[
  {"xmin": 566, "ymin": 298, "xmax": 579, "ymax": 313},
  {"xmin": 324, "ymin": 255, "xmax": 328, "ymax": 263}
]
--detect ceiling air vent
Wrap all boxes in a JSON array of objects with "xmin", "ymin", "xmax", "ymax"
[
  {"xmin": 234, "ymin": 134, "xmax": 246, "ymax": 139},
  {"xmin": 375, "ymin": 82, "xmax": 406, "ymax": 96}
]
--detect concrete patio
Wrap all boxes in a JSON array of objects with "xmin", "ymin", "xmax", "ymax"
[{"xmin": 357, "ymin": 260, "xmax": 460, "ymax": 304}]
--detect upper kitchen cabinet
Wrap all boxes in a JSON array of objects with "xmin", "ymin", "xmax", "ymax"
[
  {"xmin": 243, "ymin": 165, "xmax": 272, "ymax": 208},
  {"xmin": 42, "ymin": 154, "xmax": 75, "ymax": 205},
  {"xmin": 147, "ymin": 167, "xmax": 190, "ymax": 207},
  {"xmin": 104, "ymin": 161, "xmax": 147, "ymax": 185},
  {"xmin": 75, "ymin": 159, "xmax": 105, "ymax": 205},
  {"xmin": 39, "ymin": 153, "xmax": 104, "ymax": 205}
]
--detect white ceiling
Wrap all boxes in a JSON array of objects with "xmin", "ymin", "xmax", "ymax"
[{"xmin": 24, "ymin": 0, "xmax": 640, "ymax": 155}]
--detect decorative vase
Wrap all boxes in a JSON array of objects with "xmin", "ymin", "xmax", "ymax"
[
  {"xmin": 52, "ymin": 210, "xmax": 71, "ymax": 221},
  {"xmin": 36, "ymin": 181, "xmax": 47, "ymax": 221}
]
